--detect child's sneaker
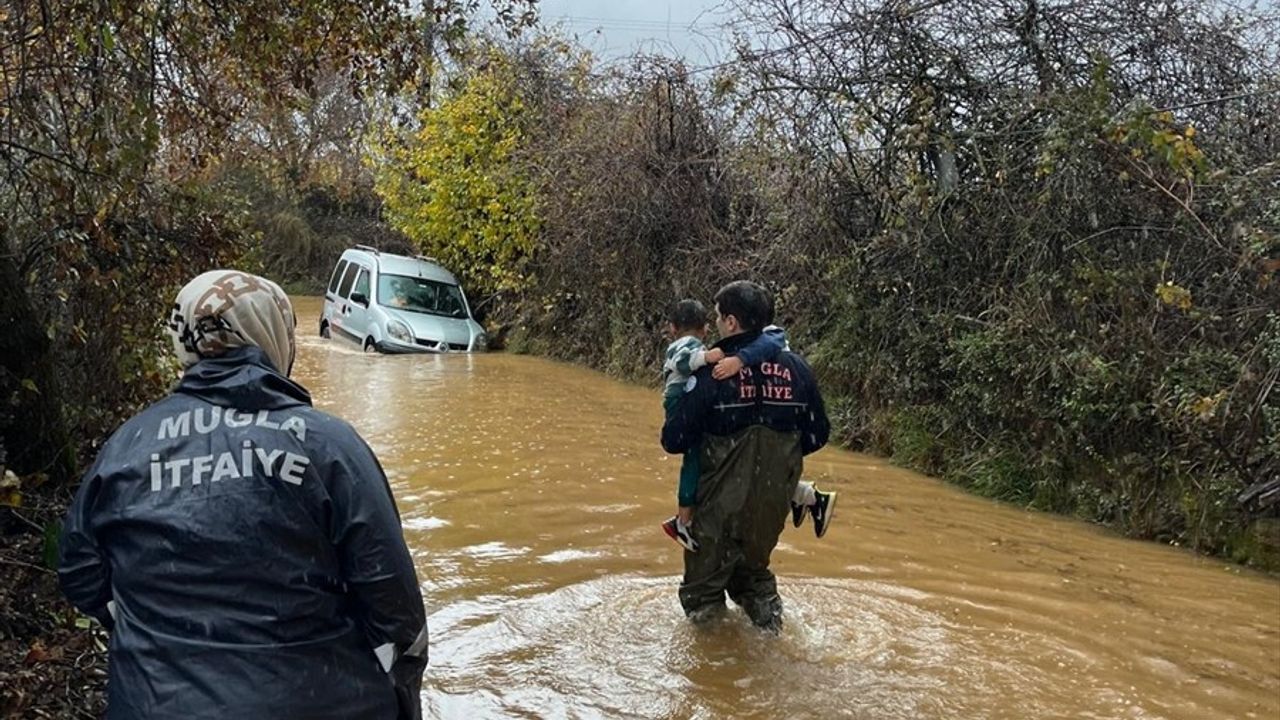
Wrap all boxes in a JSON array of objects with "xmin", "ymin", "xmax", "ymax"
[
  {"xmin": 811, "ymin": 490, "xmax": 837, "ymax": 538},
  {"xmin": 791, "ymin": 502, "xmax": 806, "ymax": 528},
  {"xmin": 662, "ymin": 517, "xmax": 699, "ymax": 552}
]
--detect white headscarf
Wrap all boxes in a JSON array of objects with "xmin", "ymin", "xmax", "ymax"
[{"xmin": 166, "ymin": 270, "xmax": 297, "ymax": 375}]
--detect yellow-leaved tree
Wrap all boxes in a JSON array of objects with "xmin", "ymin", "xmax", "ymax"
[{"xmin": 372, "ymin": 55, "xmax": 539, "ymax": 296}]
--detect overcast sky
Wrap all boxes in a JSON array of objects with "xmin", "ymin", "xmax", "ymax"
[{"xmin": 535, "ymin": 0, "xmax": 737, "ymax": 65}]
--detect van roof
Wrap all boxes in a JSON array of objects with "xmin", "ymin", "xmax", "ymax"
[{"xmin": 342, "ymin": 248, "xmax": 458, "ymax": 284}]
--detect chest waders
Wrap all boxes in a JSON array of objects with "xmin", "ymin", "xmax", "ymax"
[{"xmin": 678, "ymin": 368, "xmax": 804, "ymax": 630}]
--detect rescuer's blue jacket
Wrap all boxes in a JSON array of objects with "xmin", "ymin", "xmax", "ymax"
[
  {"xmin": 661, "ymin": 330, "xmax": 830, "ymax": 457},
  {"xmin": 59, "ymin": 347, "xmax": 427, "ymax": 719}
]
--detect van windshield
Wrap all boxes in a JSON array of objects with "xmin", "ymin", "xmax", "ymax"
[{"xmin": 377, "ymin": 274, "xmax": 468, "ymax": 318}]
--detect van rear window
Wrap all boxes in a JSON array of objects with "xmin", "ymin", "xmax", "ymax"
[
  {"xmin": 327, "ymin": 260, "xmax": 349, "ymax": 294},
  {"xmin": 336, "ymin": 263, "xmax": 360, "ymax": 298}
]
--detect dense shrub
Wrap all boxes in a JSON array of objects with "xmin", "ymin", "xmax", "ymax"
[{"xmin": 377, "ymin": 3, "xmax": 1278, "ymax": 566}]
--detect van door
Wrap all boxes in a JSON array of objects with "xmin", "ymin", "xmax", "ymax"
[
  {"xmin": 329, "ymin": 261, "xmax": 361, "ymax": 343},
  {"xmin": 326, "ymin": 259, "xmax": 349, "ymax": 301},
  {"xmin": 321, "ymin": 259, "xmax": 350, "ymax": 335},
  {"xmin": 344, "ymin": 265, "xmax": 374, "ymax": 347}
]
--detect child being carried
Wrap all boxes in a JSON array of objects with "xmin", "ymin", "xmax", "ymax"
[{"xmin": 660, "ymin": 299, "xmax": 837, "ymax": 553}]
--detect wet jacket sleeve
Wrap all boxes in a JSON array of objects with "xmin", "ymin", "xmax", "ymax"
[
  {"xmin": 734, "ymin": 327, "xmax": 787, "ymax": 366},
  {"xmin": 796, "ymin": 359, "xmax": 831, "ymax": 455},
  {"xmin": 661, "ymin": 370, "xmax": 713, "ymax": 454},
  {"xmin": 58, "ymin": 457, "xmax": 114, "ymax": 629},
  {"xmin": 327, "ymin": 434, "xmax": 428, "ymax": 720}
]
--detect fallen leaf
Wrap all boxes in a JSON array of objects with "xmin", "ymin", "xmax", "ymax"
[{"xmin": 23, "ymin": 641, "xmax": 62, "ymax": 665}]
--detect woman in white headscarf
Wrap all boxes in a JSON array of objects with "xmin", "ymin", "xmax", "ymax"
[
  {"xmin": 60, "ymin": 270, "xmax": 428, "ymax": 720},
  {"xmin": 166, "ymin": 269, "xmax": 297, "ymax": 374}
]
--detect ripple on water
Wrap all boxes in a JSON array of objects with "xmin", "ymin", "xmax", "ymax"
[
  {"xmin": 459, "ymin": 541, "xmax": 530, "ymax": 561},
  {"xmin": 402, "ymin": 516, "xmax": 451, "ymax": 531},
  {"xmin": 536, "ymin": 549, "xmax": 603, "ymax": 564},
  {"xmin": 580, "ymin": 503, "xmax": 641, "ymax": 514},
  {"xmin": 421, "ymin": 575, "xmax": 1098, "ymax": 720}
]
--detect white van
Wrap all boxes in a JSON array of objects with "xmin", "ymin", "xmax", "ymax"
[{"xmin": 320, "ymin": 246, "xmax": 488, "ymax": 353}]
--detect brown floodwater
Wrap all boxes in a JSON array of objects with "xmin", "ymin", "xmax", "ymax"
[{"xmin": 291, "ymin": 297, "xmax": 1280, "ymax": 720}]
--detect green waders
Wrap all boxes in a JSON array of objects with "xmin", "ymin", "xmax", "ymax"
[{"xmin": 679, "ymin": 425, "xmax": 803, "ymax": 630}]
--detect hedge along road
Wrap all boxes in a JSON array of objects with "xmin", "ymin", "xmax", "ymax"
[{"xmin": 292, "ymin": 296, "xmax": 1279, "ymax": 720}]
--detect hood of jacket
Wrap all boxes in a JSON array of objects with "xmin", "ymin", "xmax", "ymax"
[{"xmin": 176, "ymin": 346, "xmax": 311, "ymax": 412}]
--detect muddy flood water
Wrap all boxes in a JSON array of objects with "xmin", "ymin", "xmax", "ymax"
[{"xmin": 291, "ymin": 297, "xmax": 1280, "ymax": 720}]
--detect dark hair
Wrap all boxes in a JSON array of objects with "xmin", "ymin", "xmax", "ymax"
[
  {"xmin": 714, "ymin": 281, "xmax": 771, "ymax": 333},
  {"xmin": 668, "ymin": 299, "xmax": 708, "ymax": 332}
]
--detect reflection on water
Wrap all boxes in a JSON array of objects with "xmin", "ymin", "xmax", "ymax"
[{"xmin": 292, "ymin": 298, "xmax": 1280, "ymax": 720}]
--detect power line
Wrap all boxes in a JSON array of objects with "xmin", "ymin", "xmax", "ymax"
[
  {"xmin": 682, "ymin": 24, "xmax": 859, "ymax": 77},
  {"xmin": 674, "ymin": 0, "xmax": 955, "ymax": 77},
  {"xmin": 1154, "ymin": 88, "xmax": 1280, "ymax": 113},
  {"xmin": 555, "ymin": 22, "xmax": 708, "ymax": 38},
  {"xmin": 551, "ymin": 15, "xmax": 714, "ymax": 31}
]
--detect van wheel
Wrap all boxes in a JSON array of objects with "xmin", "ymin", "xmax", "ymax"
[
  {"xmin": 363, "ymin": 337, "xmax": 377, "ymax": 353},
  {"xmin": 319, "ymin": 321, "xmax": 330, "ymax": 339}
]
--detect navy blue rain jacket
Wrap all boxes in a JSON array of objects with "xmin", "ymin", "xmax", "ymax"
[
  {"xmin": 661, "ymin": 330, "xmax": 831, "ymax": 456},
  {"xmin": 59, "ymin": 347, "xmax": 427, "ymax": 719}
]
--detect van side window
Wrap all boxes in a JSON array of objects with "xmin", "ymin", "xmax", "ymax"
[
  {"xmin": 327, "ymin": 259, "xmax": 349, "ymax": 294},
  {"xmin": 336, "ymin": 262, "xmax": 360, "ymax": 298},
  {"xmin": 353, "ymin": 268, "xmax": 370, "ymax": 300}
]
